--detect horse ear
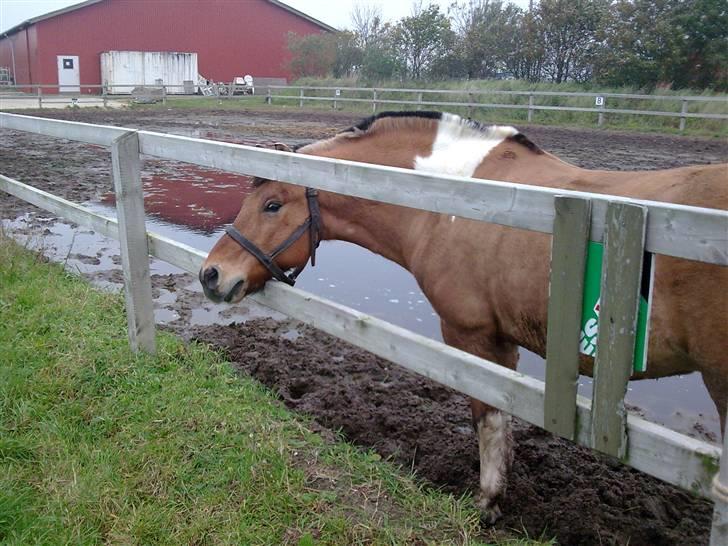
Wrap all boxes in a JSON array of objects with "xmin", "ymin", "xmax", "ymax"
[{"xmin": 272, "ymin": 142, "xmax": 293, "ymax": 152}]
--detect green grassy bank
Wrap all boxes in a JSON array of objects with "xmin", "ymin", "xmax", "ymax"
[{"xmin": 0, "ymin": 236, "xmax": 549, "ymax": 545}]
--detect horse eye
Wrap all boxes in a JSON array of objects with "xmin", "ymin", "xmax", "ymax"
[{"xmin": 264, "ymin": 201, "xmax": 282, "ymax": 213}]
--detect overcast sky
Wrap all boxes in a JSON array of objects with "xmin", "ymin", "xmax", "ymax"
[{"xmin": 1, "ymin": 0, "xmax": 531, "ymax": 34}]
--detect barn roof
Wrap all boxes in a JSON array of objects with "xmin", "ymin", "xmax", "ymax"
[{"xmin": 0, "ymin": 0, "xmax": 337, "ymax": 38}]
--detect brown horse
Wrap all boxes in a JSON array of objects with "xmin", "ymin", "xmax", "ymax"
[{"xmin": 200, "ymin": 111, "xmax": 727, "ymax": 521}]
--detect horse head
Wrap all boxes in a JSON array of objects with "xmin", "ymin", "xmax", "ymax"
[{"xmin": 199, "ymin": 143, "xmax": 322, "ymax": 302}]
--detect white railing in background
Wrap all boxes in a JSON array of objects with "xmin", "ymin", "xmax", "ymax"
[
  {"xmin": 2, "ymin": 83, "xmax": 727, "ymax": 132},
  {"xmin": 0, "ymin": 83, "xmax": 257, "ymax": 108},
  {"xmin": 0, "ymin": 112, "xmax": 725, "ymax": 543},
  {"xmin": 266, "ymin": 85, "xmax": 728, "ymax": 131}
]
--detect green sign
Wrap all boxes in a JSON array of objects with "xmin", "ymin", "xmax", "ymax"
[{"xmin": 579, "ymin": 241, "xmax": 653, "ymax": 373}]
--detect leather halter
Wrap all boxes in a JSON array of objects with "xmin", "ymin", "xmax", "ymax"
[{"xmin": 224, "ymin": 187, "xmax": 322, "ymax": 286}]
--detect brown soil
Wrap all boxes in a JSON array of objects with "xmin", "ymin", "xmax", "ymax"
[{"xmin": 2, "ymin": 107, "xmax": 726, "ymax": 546}]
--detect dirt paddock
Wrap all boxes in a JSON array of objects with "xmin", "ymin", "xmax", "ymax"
[{"xmin": 1, "ymin": 107, "xmax": 726, "ymax": 545}]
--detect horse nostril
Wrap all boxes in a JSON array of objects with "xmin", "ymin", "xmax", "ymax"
[{"xmin": 201, "ymin": 265, "xmax": 220, "ymax": 290}]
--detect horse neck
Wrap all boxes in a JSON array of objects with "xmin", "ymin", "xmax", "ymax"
[
  {"xmin": 476, "ymin": 146, "xmax": 585, "ymax": 187},
  {"xmin": 305, "ymin": 124, "xmax": 439, "ymax": 268},
  {"xmin": 318, "ymin": 192, "xmax": 424, "ymax": 269}
]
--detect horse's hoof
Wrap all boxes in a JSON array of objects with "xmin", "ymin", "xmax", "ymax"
[{"xmin": 476, "ymin": 496, "xmax": 502, "ymax": 525}]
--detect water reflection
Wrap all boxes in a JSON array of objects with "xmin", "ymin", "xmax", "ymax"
[{"xmin": 102, "ymin": 163, "xmax": 253, "ymax": 232}]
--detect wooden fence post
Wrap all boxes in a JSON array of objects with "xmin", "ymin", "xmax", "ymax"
[
  {"xmin": 266, "ymin": 87, "xmax": 271, "ymax": 105},
  {"xmin": 299, "ymin": 88, "xmax": 304, "ymax": 108},
  {"xmin": 102, "ymin": 86, "xmax": 108, "ymax": 108},
  {"xmin": 527, "ymin": 93, "xmax": 534, "ymax": 122},
  {"xmin": 162, "ymin": 85, "xmax": 167, "ymax": 106},
  {"xmin": 679, "ymin": 100, "xmax": 688, "ymax": 131},
  {"xmin": 544, "ymin": 196, "xmax": 592, "ymax": 440},
  {"xmin": 590, "ymin": 202, "xmax": 647, "ymax": 458},
  {"xmin": 111, "ymin": 131, "xmax": 156, "ymax": 354},
  {"xmin": 372, "ymin": 89, "xmax": 377, "ymax": 113},
  {"xmin": 417, "ymin": 92, "xmax": 423, "ymax": 110},
  {"xmin": 37, "ymin": 87, "xmax": 42, "ymax": 109},
  {"xmin": 711, "ymin": 411, "xmax": 728, "ymax": 544},
  {"xmin": 598, "ymin": 97, "xmax": 606, "ymax": 126}
]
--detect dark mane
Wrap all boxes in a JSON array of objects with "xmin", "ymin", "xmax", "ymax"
[
  {"xmin": 342, "ymin": 111, "xmax": 443, "ymax": 133},
  {"xmin": 507, "ymin": 132, "xmax": 542, "ymax": 154},
  {"xmin": 341, "ymin": 110, "xmax": 542, "ymax": 153}
]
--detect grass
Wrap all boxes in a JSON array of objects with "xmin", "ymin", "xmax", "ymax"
[{"xmin": 0, "ymin": 235, "xmax": 550, "ymax": 545}]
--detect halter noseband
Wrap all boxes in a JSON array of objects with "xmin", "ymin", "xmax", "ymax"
[{"xmin": 224, "ymin": 187, "xmax": 322, "ymax": 286}]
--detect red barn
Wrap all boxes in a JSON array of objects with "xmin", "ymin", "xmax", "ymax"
[{"xmin": 0, "ymin": 0, "xmax": 334, "ymax": 93}]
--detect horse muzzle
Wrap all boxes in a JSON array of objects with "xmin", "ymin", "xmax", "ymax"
[{"xmin": 199, "ymin": 265, "xmax": 248, "ymax": 303}]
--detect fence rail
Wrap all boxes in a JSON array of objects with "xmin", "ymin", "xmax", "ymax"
[
  {"xmin": 266, "ymin": 85, "xmax": 728, "ymax": 130},
  {"xmin": 0, "ymin": 112, "xmax": 725, "ymax": 543},
  {"xmin": 0, "ymin": 83, "xmax": 257, "ymax": 108}
]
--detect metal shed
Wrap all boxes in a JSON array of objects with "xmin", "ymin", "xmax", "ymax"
[{"xmin": 101, "ymin": 51, "xmax": 198, "ymax": 94}]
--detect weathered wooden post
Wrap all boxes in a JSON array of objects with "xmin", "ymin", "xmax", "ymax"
[
  {"xmin": 161, "ymin": 85, "xmax": 167, "ymax": 106},
  {"xmin": 372, "ymin": 89, "xmax": 377, "ymax": 113},
  {"xmin": 527, "ymin": 93, "xmax": 534, "ymax": 122},
  {"xmin": 417, "ymin": 91, "xmax": 423, "ymax": 111},
  {"xmin": 111, "ymin": 131, "xmax": 156, "ymax": 354},
  {"xmin": 37, "ymin": 87, "xmax": 42, "ymax": 109},
  {"xmin": 544, "ymin": 196, "xmax": 592, "ymax": 440},
  {"xmin": 590, "ymin": 202, "xmax": 647, "ymax": 457},
  {"xmin": 679, "ymin": 99, "xmax": 688, "ymax": 131},
  {"xmin": 597, "ymin": 96, "xmax": 606, "ymax": 126},
  {"xmin": 467, "ymin": 92, "xmax": 474, "ymax": 118},
  {"xmin": 102, "ymin": 86, "xmax": 108, "ymax": 108},
  {"xmin": 711, "ymin": 412, "xmax": 728, "ymax": 545},
  {"xmin": 299, "ymin": 88, "xmax": 304, "ymax": 108},
  {"xmin": 266, "ymin": 87, "xmax": 272, "ymax": 105}
]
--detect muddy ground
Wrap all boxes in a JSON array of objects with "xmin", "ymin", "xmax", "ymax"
[{"xmin": 2, "ymin": 107, "xmax": 726, "ymax": 545}]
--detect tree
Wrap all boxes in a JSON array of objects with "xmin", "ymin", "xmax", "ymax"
[
  {"xmin": 594, "ymin": 0, "xmax": 727, "ymax": 90},
  {"xmin": 392, "ymin": 3, "xmax": 455, "ymax": 80},
  {"xmin": 287, "ymin": 32, "xmax": 363, "ymax": 79},
  {"xmin": 332, "ymin": 31, "xmax": 364, "ymax": 78},
  {"xmin": 537, "ymin": 0, "xmax": 611, "ymax": 83},
  {"xmin": 450, "ymin": 0, "xmax": 523, "ymax": 79},
  {"xmin": 504, "ymin": 9, "xmax": 546, "ymax": 81},
  {"xmin": 594, "ymin": 0, "xmax": 682, "ymax": 88},
  {"xmin": 350, "ymin": 4, "xmax": 383, "ymax": 49},
  {"xmin": 669, "ymin": 0, "xmax": 728, "ymax": 89},
  {"xmin": 287, "ymin": 32, "xmax": 336, "ymax": 78}
]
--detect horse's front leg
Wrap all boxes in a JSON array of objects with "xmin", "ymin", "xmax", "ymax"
[
  {"xmin": 470, "ymin": 399, "xmax": 513, "ymax": 523},
  {"xmin": 441, "ymin": 321, "xmax": 519, "ymax": 524}
]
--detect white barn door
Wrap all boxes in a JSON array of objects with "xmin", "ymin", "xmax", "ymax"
[{"xmin": 57, "ymin": 55, "xmax": 80, "ymax": 92}]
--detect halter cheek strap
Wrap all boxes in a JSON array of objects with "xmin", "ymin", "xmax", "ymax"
[{"xmin": 224, "ymin": 187, "xmax": 322, "ymax": 286}]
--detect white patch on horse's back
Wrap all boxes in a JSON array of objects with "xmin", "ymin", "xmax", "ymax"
[{"xmin": 414, "ymin": 113, "xmax": 518, "ymax": 177}]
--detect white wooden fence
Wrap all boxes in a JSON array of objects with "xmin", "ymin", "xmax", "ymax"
[
  {"xmin": 266, "ymin": 85, "xmax": 728, "ymax": 131},
  {"xmin": 0, "ymin": 83, "xmax": 256, "ymax": 108},
  {"xmin": 1, "ymin": 112, "xmax": 726, "ymax": 543}
]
